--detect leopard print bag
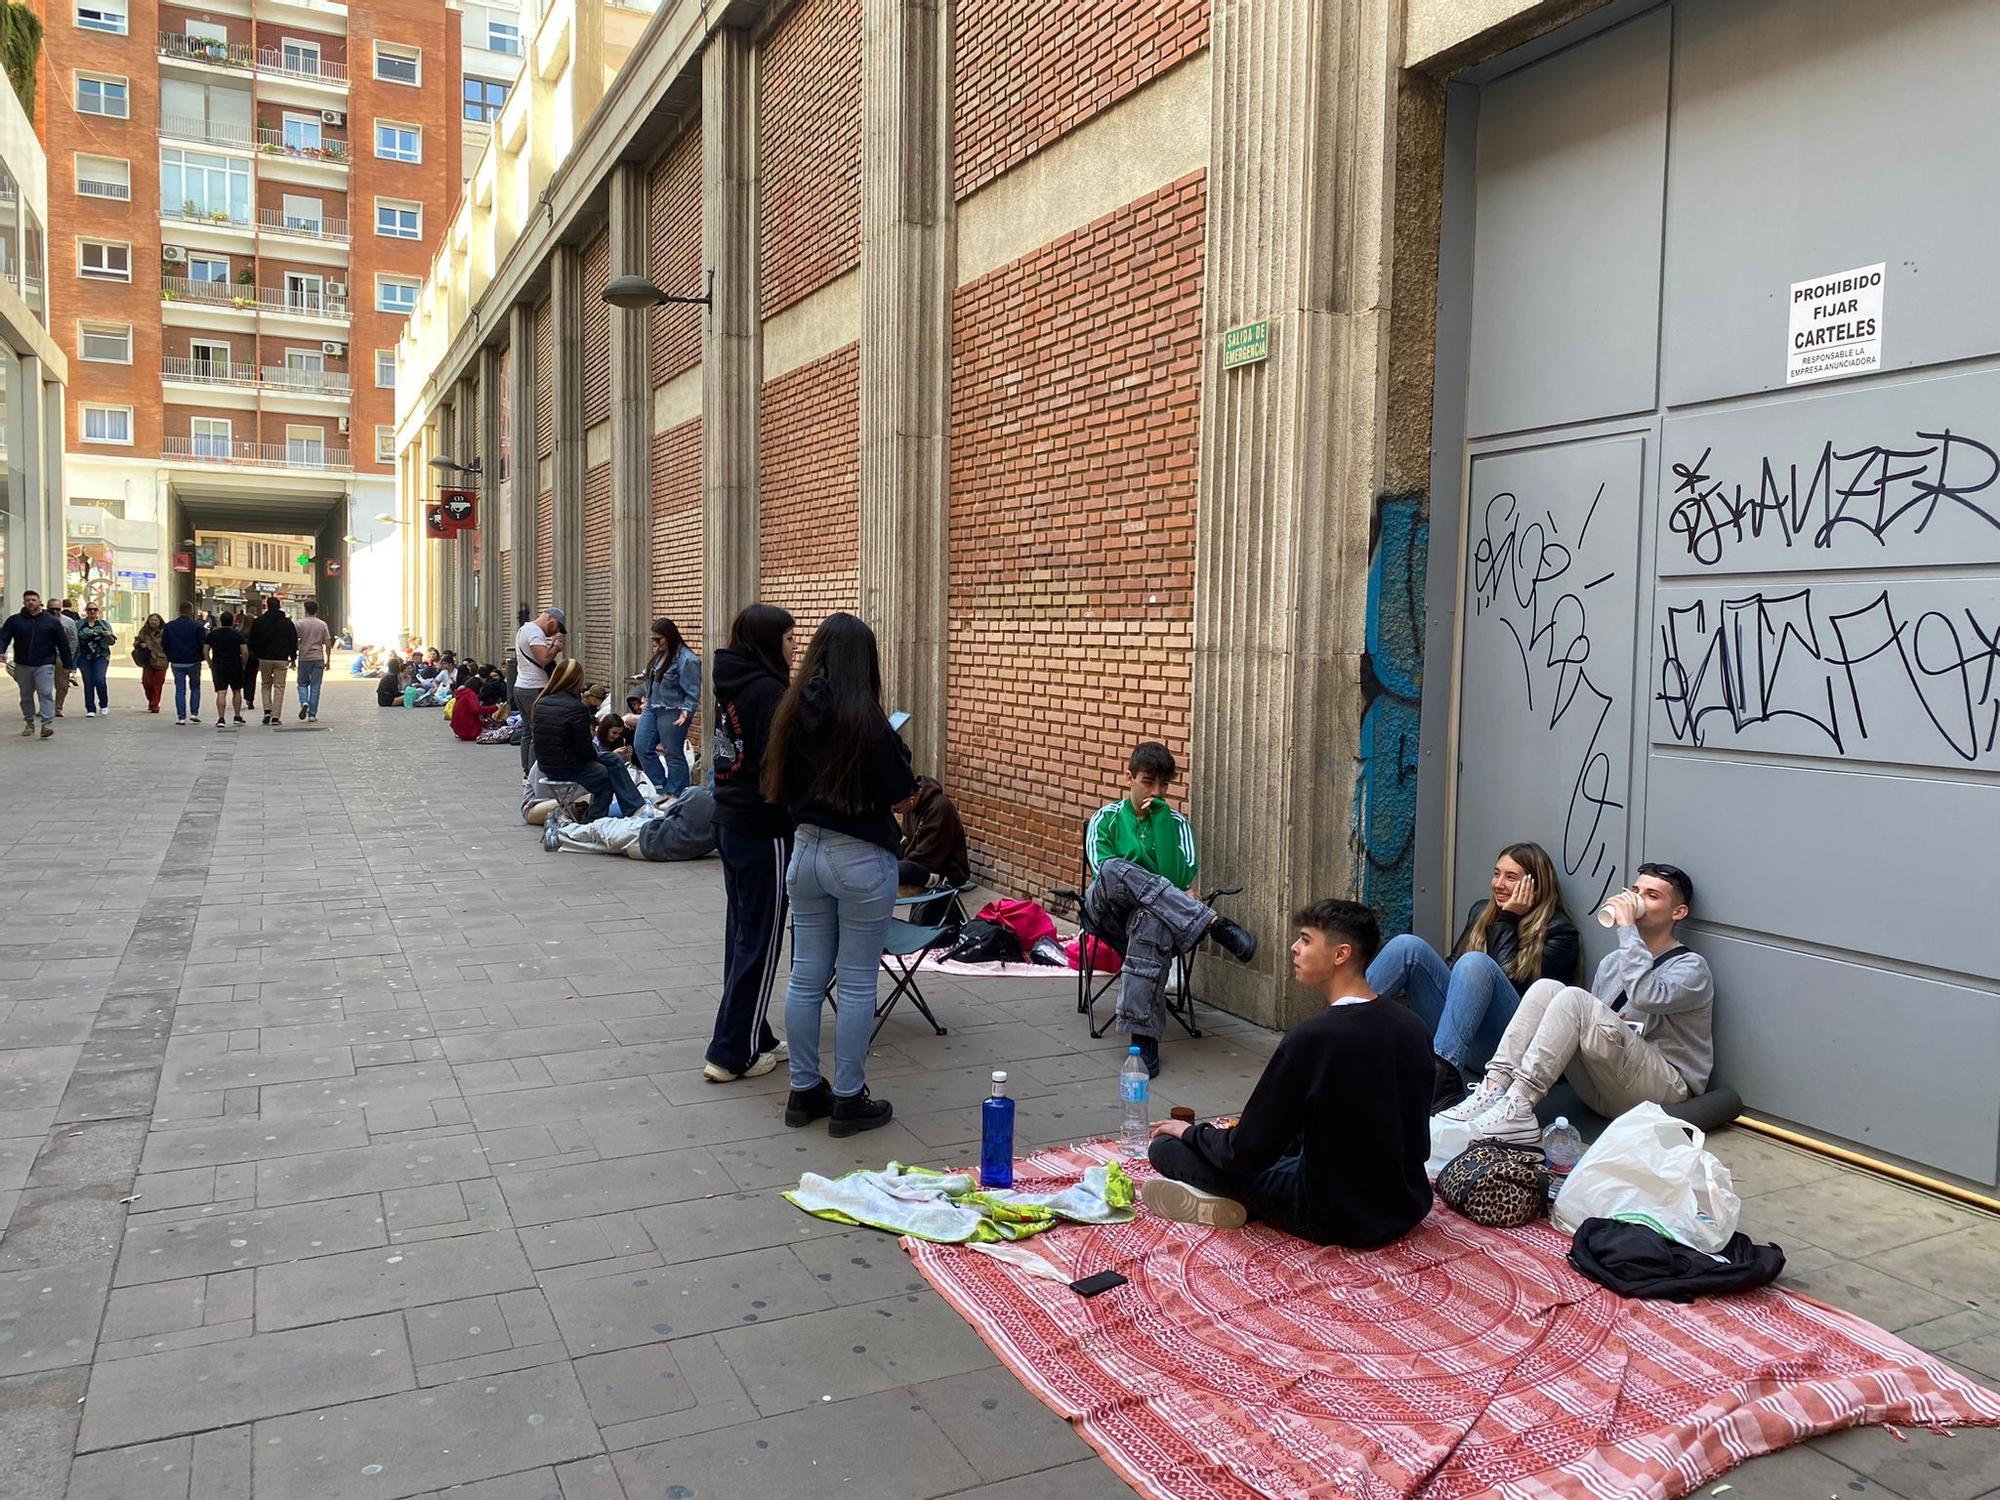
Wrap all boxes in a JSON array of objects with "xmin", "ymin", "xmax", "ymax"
[{"xmin": 1436, "ymin": 1140, "xmax": 1550, "ymax": 1228}]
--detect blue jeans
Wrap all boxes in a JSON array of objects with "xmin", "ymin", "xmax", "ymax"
[
  {"xmin": 297, "ymin": 660, "xmax": 326, "ymax": 716},
  {"xmin": 10, "ymin": 662, "xmax": 54, "ymax": 725},
  {"xmin": 783, "ymin": 826, "xmax": 898, "ymax": 1098},
  {"xmin": 171, "ymin": 662, "xmax": 203, "ymax": 720},
  {"xmin": 566, "ymin": 756, "xmax": 647, "ymax": 821},
  {"xmin": 1367, "ymin": 934, "xmax": 1520, "ymax": 1072},
  {"xmin": 80, "ymin": 657, "xmax": 110, "ymax": 712},
  {"xmin": 634, "ymin": 707, "xmax": 691, "ymax": 797}
]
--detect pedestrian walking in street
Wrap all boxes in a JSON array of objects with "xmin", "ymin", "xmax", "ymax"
[
  {"xmin": 0, "ymin": 590, "xmax": 75, "ymax": 739},
  {"xmin": 706, "ymin": 603, "xmax": 796, "ymax": 1084},
  {"xmin": 764, "ymin": 612, "xmax": 914, "ymax": 1138},
  {"xmin": 50, "ymin": 601, "xmax": 79, "ymax": 719},
  {"xmin": 205, "ymin": 611, "xmax": 249, "ymax": 727},
  {"xmin": 293, "ymin": 599, "xmax": 331, "ymax": 722},
  {"xmin": 77, "ymin": 604, "xmax": 117, "ymax": 716},
  {"xmin": 512, "ymin": 606, "xmax": 565, "ymax": 775},
  {"xmin": 634, "ymin": 617, "xmax": 702, "ymax": 799},
  {"xmin": 134, "ymin": 613, "xmax": 169, "ymax": 713},
  {"xmin": 162, "ymin": 602, "xmax": 207, "ymax": 725},
  {"xmin": 247, "ymin": 596, "xmax": 298, "ymax": 726}
]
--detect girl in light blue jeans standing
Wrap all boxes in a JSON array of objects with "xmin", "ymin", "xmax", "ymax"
[
  {"xmin": 761, "ymin": 613, "xmax": 914, "ymax": 1139},
  {"xmin": 634, "ymin": 616, "xmax": 701, "ymax": 798}
]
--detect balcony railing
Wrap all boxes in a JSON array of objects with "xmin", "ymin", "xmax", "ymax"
[
  {"xmin": 78, "ymin": 178, "xmax": 131, "ymax": 201},
  {"xmin": 158, "ymin": 32, "xmax": 349, "ymax": 85},
  {"xmin": 163, "ymin": 203, "xmax": 253, "ymax": 230},
  {"xmin": 160, "ymin": 113, "xmax": 254, "ymax": 150},
  {"xmin": 159, "ymin": 276, "xmax": 350, "ymax": 320},
  {"xmin": 254, "ymin": 127, "xmax": 351, "ymax": 163},
  {"xmin": 161, "ymin": 357, "xmax": 353, "ymax": 396},
  {"xmin": 163, "ymin": 437, "xmax": 351, "ymax": 470},
  {"xmin": 256, "ymin": 208, "xmax": 350, "ymax": 243}
]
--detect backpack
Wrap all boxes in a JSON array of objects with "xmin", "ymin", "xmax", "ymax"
[{"xmin": 944, "ymin": 918, "xmax": 1022, "ymax": 965}]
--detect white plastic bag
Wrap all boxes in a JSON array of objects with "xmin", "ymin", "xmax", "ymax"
[
  {"xmin": 1426, "ymin": 1114, "xmax": 1476, "ymax": 1181},
  {"xmin": 1551, "ymin": 1102, "xmax": 1740, "ymax": 1252}
]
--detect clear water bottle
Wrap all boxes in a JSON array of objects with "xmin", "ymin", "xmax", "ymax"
[
  {"xmin": 1118, "ymin": 1046, "xmax": 1150, "ymax": 1159},
  {"xmin": 980, "ymin": 1070, "xmax": 1015, "ymax": 1190},
  {"xmin": 1541, "ymin": 1115, "xmax": 1584, "ymax": 1202}
]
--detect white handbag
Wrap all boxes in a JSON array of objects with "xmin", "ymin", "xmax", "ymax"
[{"xmin": 1551, "ymin": 1102, "xmax": 1741, "ymax": 1253}]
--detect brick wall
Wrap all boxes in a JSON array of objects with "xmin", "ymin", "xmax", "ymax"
[
  {"xmin": 533, "ymin": 299, "xmax": 553, "ymax": 457},
  {"xmin": 647, "ymin": 123, "xmax": 702, "ymax": 384},
  {"xmin": 756, "ymin": 0, "xmax": 861, "ymax": 318},
  {"xmin": 649, "ymin": 418, "xmax": 702, "ymax": 646},
  {"xmin": 953, "ymin": 0, "xmax": 1210, "ymax": 198},
  {"xmin": 581, "ymin": 462, "xmax": 613, "ymax": 684},
  {"xmin": 759, "ymin": 343, "xmax": 859, "ymax": 640},
  {"xmin": 946, "ymin": 173, "xmax": 1206, "ymax": 899},
  {"xmin": 581, "ymin": 230, "xmax": 611, "ymax": 426}
]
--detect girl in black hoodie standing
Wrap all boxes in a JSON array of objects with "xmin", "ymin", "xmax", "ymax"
[
  {"xmin": 763, "ymin": 612, "xmax": 914, "ymax": 1137},
  {"xmin": 704, "ymin": 604, "xmax": 797, "ymax": 1083}
]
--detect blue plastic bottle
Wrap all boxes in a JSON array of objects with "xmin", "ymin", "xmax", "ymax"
[{"xmin": 980, "ymin": 1070, "xmax": 1015, "ymax": 1189}]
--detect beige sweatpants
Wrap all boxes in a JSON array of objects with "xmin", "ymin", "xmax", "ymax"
[
  {"xmin": 259, "ymin": 660, "xmax": 289, "ymax": 709},
  {"xmin": 1490, "ymin": 978, "xmax": 1689, "ymax": 1117}
]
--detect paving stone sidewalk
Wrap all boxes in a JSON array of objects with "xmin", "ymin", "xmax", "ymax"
[{"xmin": 0, "ymin": 665, "xmax": 1994, "ymax": 1499}]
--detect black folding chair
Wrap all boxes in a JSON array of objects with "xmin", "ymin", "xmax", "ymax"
[
  {"xmin": 1050, "ymin": 870, "xmax": 1241, "ymax": 1040},
  {"xmin": 821, "ymin": 881, "xmax": 978, "ymax": 1042}
]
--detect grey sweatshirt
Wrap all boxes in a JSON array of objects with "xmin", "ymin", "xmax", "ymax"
[{"xmin": 1588, "ymin": 926, "xmax": 1714, "ymax": 1094}]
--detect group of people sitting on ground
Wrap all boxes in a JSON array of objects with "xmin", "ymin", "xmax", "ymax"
[{"xmin": 375, "ymin": 646, "xmax": 508, "ymax": 715}]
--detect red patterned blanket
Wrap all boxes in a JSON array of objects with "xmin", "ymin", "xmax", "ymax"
[{"xmin": 906, "ymin": 1143, "xmax": 2000, "ymax": 1500}]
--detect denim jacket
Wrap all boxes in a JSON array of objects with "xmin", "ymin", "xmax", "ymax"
[{"xmin": 643, "ymin": 645, "xmax": 701, "ymax": 715}]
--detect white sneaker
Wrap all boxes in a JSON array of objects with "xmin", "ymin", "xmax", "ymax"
[
  {"xmin": 84, "ymin": 710, "xmax": 96, "ymax": 718},
  {"xmin": 741, "ymin": 1048, "xmax": 782, "ymax": 1079},
  {"xmin": 702, "ymin": 1061, "xmax": 740, "ymax": 1083},
  {"xmin": 1141, "ymin": 1178, "xmax": 1248, "ymax": 1230},
  {"xmin": 1439, "ymin": 1074, "xmax": 1507, "ymax": 1122},
  {"xmin": 1468, "ymin": 1090, "xmax": 1543, "ymax": 1145}
]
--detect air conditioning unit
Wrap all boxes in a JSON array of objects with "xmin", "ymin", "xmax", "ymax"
[
  {"xmin": 337, "ymin": 416, "xmax": 350, "ymax": 433},
  {"xmin": 327, "ymin": 281, "xmax": 347, "ymax": 297},
  {"xmin": 321, "ymin": 341, "xmax": 346, "ymax": 356},
  {"xmin": 162, "ymin": 245, "xmax": 187, "ymax": 263},
  {"xmin": 321, "ymin": 109, "xmax": 345, "ymax": 125}
]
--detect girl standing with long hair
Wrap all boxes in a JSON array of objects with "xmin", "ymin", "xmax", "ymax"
[
  {"xmin": 634, "ymin": 617, "xmax": 701, "ymax": 799},
  {"xmin": 762, "ymin": 612, "xmax": 914, "ymax": 1137},
  {"xmin": 705, "ymin": 604, "xmax": 797, "ymax": 1083},
  {"xmin": 1368, "ymin": 841, "xmax": 1579, "ymax": 1107}
]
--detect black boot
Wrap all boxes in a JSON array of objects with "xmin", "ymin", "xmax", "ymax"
[
  {"xmin": 1430, "ymin": 1054, "xmax": 1467, "ymax": 1112},
  {"xmin": 1207, "ymin": 918, "xmax": 1257, "ymax": 964},
  {"xmin": 784, "ymin": 1079, "xmax": 833, "ymax": 1128},
  {"xmin": 828, "ymin": 1088, "xmax": 894, "ymax": 1139},
  {"xmin": 1134, "ymin": 1033, "xmax": 1161, "ymax": 1079}
]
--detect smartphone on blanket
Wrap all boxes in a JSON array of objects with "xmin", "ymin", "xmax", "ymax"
[{"xmin": 1070, "ymin": 1270, "xmax": 1128, "ymax": 1297}]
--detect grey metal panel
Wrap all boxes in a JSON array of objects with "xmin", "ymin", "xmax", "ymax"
[
  {"xmin": 1650, "ymin": 578, "xmax": 2000, "ymax": 772},
  {"xmin": 1662, "ymin": 0, "xmax": 2000, "ymax": 406},
  {"xmin": 1703, "ymin": 930, "xmax": 2000, "ymax": 1185},
  {"xmin": 1658, "ymin": 368, "xmax": 2000, "ymax": 578},
  {"xmin": 1455, "ymin": 437, "xmax": 1647, "ymax": 925},
  {"xmin": 1643, "ymin": 753, "xmax": 1994, "ymax": 978},
  {"xmin": 1464, "ymin": 8, "xmax": 1669, "ymax": 440}
]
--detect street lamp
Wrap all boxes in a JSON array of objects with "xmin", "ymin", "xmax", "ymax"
[
  {"xmin": 373, "ymin": 513, "xmax": 409, "ymax": 525},
  {"xmin": 602, "ymin": 271, "xmax": 715, "ymax": 311},
  {"xmin": 428, "ymin": 455, "xmax": 482, "ymax": 475}
]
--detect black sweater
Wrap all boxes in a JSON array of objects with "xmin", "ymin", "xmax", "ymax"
[
  {"xmin": 1183, "ymin": 998, "xmax": 1434, "ymax": 1248},
  {"xmin": 531, "ymin": 691, "xmax": 597, "ymax": 778},
  {"xmin": 710, "ymin": 647, "xmax": 791, "ymax": 838},
  {"xmin": 1449, "ymin": 902, "xmax": 1580, "ymax": 993},
  {"xmin": 780, "ymin": 678, "xmax": 915, "ymax": 854}
]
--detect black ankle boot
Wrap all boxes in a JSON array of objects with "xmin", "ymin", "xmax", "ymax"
[
  {"xmin": 1207, "ymin": 917, "xmax": 1257, "ymax": 964},
  {"xmin": 784, "ymin": 1079, "xmax": 833, "ymax": 1128},
  {"xmin": 828, "ymin": 1088, "xmax": 894, "ymax": 1139},
  {"xmin": 1134, "ymin": 1034, "xmax": 1161, "ymax": 1079},
  {"xmin": 1431, "ymin": 1054, "xmax": 1467, "ymax": 1112}
]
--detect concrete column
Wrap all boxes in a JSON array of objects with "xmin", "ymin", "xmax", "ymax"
[
  {"xmin": 1188, "ymin": 0, "xmax": 1405, "ymax": 1028},
  {"xmin": 478, "ymin": 345, "xmax": 507, "ymax": 663},
  {"xmin": 857, "ymin": 0, "xmax": 953, "ymax": 774},
  {"xmin": 455, "ymin": 377, "xmax": 482, "ymax": 650},
  {"xmin": 551, "ymin": 244, "xmax": 589, "ymax": 667},
  {"xmin": 608, "ymin": 162, "xmax": 653, "ymax": 690},
  {"xmin": 507, "ymin": 302, "xmax": 538, "ymax": 629},
  {"xmin": 701, "ymin": 28, "xmax": 760, "ymax": 680}
]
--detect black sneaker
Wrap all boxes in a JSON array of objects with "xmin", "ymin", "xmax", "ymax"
[
  {"xmin": 1431, "ymin": 1054, "xmax": 1467, "ymax": 1113},
  {"xmin": 1207, "ymin": 918, "xmax": 1258, "ymax": 964},
  {"xmin": 1134, "ymin": 1034, "xmax": 1161, "ymax": 1079},
  {"xmin": 784, "ymin": 1079, "xmax": 833, "ymax": 1128},
  {"xmin": 298, "ymin": 704, "xmax": 308, "ymax": 721},
  {"xmin": 829, "ymin": 1088, "xmax": 894, "ymax": 1139}
]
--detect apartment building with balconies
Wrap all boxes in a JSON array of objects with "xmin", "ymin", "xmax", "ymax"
[{"xmin": 37, "ymin": 0, "xmax": 465, "ymax": 636}]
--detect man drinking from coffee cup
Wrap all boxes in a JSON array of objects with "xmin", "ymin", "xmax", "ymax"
[{"xmin": 1438, "ymin": 862, "xmax": 1712, "ymax": 1142}]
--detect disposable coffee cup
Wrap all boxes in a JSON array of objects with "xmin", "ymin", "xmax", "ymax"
[
  {"xmin": 1169, "ymin": 1106, "xmax": 1196, "ymax": 1123},
  {"xmin": 1596, "ymin": 892, "xmax": 1650, "ymax": 927}
]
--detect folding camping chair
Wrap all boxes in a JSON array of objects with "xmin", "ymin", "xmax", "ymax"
[
  {"xmin": 819, "ymin": 881, "xmax": 978, "ymax": 1042},
  {"xmin": 537, "ymin": 780, "xmax": 588, "ymax": 851},
  {"xmin": 1049, "ymin": 869, "xmax": 1241, "ymax": 1041}
]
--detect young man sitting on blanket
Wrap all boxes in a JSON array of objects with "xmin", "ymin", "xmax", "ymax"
[
  {"xmin": 1085, "ymin": 741, "xmax": 1256, "ymax": 1077},
  {"xmin": 1145, "ymin": 899, "xmax": 1434, "ymax": 1246},
  {"xmin": 1438, "ymin": 861, "xmax": 1713, "ymax": 1144}
]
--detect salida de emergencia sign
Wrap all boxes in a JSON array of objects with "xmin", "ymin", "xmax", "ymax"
[
  {"xmin": 1222, "ymin": 320, "xmax": 1270, "ymax": 370},
  {"xmin": 1787, "ymin": 263, "xmax": 1883, "ymax": 385}
]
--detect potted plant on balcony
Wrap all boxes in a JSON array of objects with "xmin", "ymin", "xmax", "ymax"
[
  {"xmin": 236, "ymin": 267, "xmax": 255, "ymax": 284},
  {"xmin": 181, "ymin": 198, "xmax": 200, "ymax": 220}
]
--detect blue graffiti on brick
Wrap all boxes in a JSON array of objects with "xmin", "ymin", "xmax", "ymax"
[{"xmin": 1354, "ymin": 491, "xmax": 1427, "ymax": 936}]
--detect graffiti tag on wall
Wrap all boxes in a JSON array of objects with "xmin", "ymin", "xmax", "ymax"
[{"xmin": 1355, "ymin": 491, "xmax": 1426, "ymax": 936}]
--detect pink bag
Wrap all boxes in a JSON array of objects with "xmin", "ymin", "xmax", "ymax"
[
  {"xmin": 1063, "ymin": 934, "xmax": 1123, "ymax": 974},
  {"xmin": 975, "ymin": 897, "xmax": 1057, "ymax": 953}
]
